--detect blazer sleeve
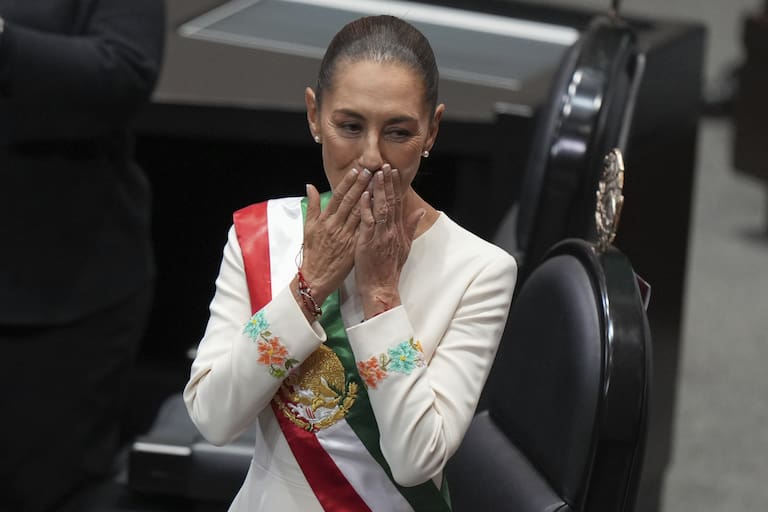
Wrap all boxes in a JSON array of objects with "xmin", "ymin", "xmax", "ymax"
[
  {"xmin": 346, "ymin": 250, "xmax": 517, "ymax": 486},
  {"xmin": 183, "ymin": 226, "xmax": 326, "ymax": 446},
  {"xmin": 0, "ymin": 0, "xmax": 165, "ymax": 140}
]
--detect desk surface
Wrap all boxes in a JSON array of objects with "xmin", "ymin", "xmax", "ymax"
[{"xmin": 155, "ymin": 0, "xmax": 579, "ymax": 121}]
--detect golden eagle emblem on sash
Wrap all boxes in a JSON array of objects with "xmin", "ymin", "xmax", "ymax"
[{"xmin": 272, "ymin": 344, "xmax": 357, "ymax": 431}]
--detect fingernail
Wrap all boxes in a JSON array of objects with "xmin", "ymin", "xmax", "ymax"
[
  {"xmin": 377, "ymin": 171, "xmax": 384, "ymax": 182},
  {"xmin": 351, "ymin": 168, "xmax": 359, "ymax": 175},
  {"xmin": 363, "ymin": 168, "xmax": 372, "ymax": 177},
  {"xmin": 305, "ymin": 184, "xmax": 310, "ymax": 194},
  {"xmin": 382, "ymin": 163, "xmax": 391, "ymax": 171}
]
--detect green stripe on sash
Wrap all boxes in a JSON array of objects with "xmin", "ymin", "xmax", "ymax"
[{"xmin": 302, "ymin": 194, "xmax": 451, "ymax": 511}]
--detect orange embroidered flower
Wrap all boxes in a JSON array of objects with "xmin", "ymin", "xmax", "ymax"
[
  {"xmin": 257, "ymin": 337, "xmax": 289, "ymax": 367},
  {"xmin": 357, "ymin": 356, "xmax": 387, "ymax": 389}
]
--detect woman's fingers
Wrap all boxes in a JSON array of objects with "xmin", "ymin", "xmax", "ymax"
[
  {"xmin": 305, "ymin": 183, "xmax": 321, "ymax": 221},
  {"xmin": 324, "ymin": 168, "xmax": 372, "ymax": 222},
  {"xmin": 344, "ymin": 188, "xmax": 365, "ymax": 232},
  {"xmin": 324, "ymin": 168, "xmax": 360, "ymax": 216},
  {"xmin": 383, "ymin": 165, "xmax": 396, "ymax": 209},
  {"xmin": 372, "ymin": 170, "xmax": 390, "ymax": 230},
  {"xmin": 359, "ymin": 191, "xmax": 375, "ymax": 238},
  {"xmin": 337, "ymin": 168, "xmax": 372, "ymax": 220},
  {"xmin": 389, "ymin": 166, "xmax": 403, "ymax": 222}
]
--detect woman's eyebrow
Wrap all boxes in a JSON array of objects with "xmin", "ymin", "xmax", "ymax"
[
  {"xmin": 386, "ymin": 115, "xmax": 418, "ymax": 124},
  {"xmin": 332, "ymin": 109, "xmax": 364, "ymax": 119},
  {"xmin": 332, "ymin": 109, "xmax": 417, "ymax": 124}
]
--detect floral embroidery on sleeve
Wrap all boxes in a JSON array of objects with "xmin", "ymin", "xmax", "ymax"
[
  {"xmin": 244, "ymin": 310, "xmax": 298, "ymax": 379},
  {"xmin": 357, "ymin": 338, "xmax": 426, "ymax": 389}
]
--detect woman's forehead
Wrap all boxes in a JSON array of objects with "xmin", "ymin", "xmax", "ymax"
[
  {"xmin": 324, "ymin": 60, "xmax": 428, "ymax": 114},
  {"xmin": 332, "ymin": 58, "xmax": 422, "ymax": 83}
]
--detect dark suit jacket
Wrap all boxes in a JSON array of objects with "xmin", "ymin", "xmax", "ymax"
[{"xmin": 0, "ymin": 0, "xmax": 165, "ymax": 324}]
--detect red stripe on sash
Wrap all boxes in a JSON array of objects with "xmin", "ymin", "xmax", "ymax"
[
  {"xmin": 271, "ymin": 401, "xmax": 372, "ymax": 512},
  {"xmin": 233, "ymin": 201, "xmax": 371, "ymax": 512},
  {"xmin": 233, "ymin": 202, "xmax": 271, "ymax": 311}
]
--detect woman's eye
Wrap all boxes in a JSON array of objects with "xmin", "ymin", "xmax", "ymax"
[
  {"xmin": 386, "ymin": 129, "xmax": 411, "ymax": 140},
  {"xmin": 339, "ymin": 123, "xmax": 362, "ymax": 135}
]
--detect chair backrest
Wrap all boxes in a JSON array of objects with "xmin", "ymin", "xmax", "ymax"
[
  {"xmin": 447, "ymin": 239, "xmax": 651, "ymax": 512},
  {"xmin": 129, "ymin": 392, "xmax": 256, "ymax": 503},
  {"xmin": 501, "ymin": 15, "xmax": 644, "ymax": 282}
]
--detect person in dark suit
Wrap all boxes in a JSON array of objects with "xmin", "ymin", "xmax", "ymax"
[{"xmin": 0, "ymin": 1, "xmax": 165, "ymax": 510}]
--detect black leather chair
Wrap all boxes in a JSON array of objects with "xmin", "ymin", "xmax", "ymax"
[
  {"xmin": 447, "ymin": 238, "xmax": 651, "ymax": 512},
  {"xmin": 493, "ymin": 13, "xmax": 645, "ymax": 284},
  {"xmin": 128, "ymin": 391, "xmax": 255, "ymax": 504}
]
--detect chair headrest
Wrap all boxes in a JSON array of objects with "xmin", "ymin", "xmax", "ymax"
[{"xmin": 515, "ymin": 16, "xmax": 643, "ymax": 277}]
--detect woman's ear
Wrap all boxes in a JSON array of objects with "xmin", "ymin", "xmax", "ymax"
[
  {"xmin": 425, "ymin": 103, "xmax": 445, "ymax": 152},
  {"xmin": 305, "ymin": 87, "xmax": 320, "ymax": 140}
]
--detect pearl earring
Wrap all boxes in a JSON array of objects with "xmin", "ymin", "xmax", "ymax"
[
  {"xmin": 422, "ymin": 150, "xmax": 430, "ymax": 158},
  {"xmin": 314, "ymin": 135, "xmax": 321, "ymax": 144}
]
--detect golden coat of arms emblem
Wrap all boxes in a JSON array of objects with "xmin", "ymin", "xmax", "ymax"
[{"xmin": 273, "ymin": 344, "xmax": 358, "ymax": 431}]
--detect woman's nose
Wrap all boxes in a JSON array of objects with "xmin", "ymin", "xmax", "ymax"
[{"xmin": 358, "ymin": 135, "xmax": 384, "ymax": 171}]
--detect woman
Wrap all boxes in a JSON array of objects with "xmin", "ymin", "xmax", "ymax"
[{"xmin": 184, "ymin": 15, "xmax": 517, "ymax": 511}]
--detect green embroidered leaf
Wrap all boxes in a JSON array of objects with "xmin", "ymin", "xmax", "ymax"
[{"xmin": 327, "ymin": 380, "xmax": 343, "ymax": 396}]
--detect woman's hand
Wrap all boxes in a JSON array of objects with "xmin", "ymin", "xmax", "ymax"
[
  {"xmin": 355, "ymin": 164, "xmax": 425, "ymax": 319},
  {"xmin": 301, "ymin": 168, "xmax": 372, "ymax": 305}
]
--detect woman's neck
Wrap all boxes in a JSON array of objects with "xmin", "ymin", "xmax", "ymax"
[{"xmin": 403, "ymin": 188, "xmax": 439, "ymax": 239}]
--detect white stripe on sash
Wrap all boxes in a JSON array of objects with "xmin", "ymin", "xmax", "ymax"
[
  {"xmin": 267, "ymin": 197, "xmax": 304, "ymax": 296},
  {"xmin": 264, "ymin": 197, "xmax": 415, "ymax": 512},
  {"xmin": 317, "ymin": 422, "xmax": 414, "ymax": 512}
]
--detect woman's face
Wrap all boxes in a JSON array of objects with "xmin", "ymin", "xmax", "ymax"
[{"xmin": 305, "ymin": 59, "xmax": 444, "ymax": 195}]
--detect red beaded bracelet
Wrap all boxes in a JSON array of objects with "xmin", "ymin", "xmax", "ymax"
[{"xmin": 297, "ymin": 269, "xmax": 322, "ymax": 319}]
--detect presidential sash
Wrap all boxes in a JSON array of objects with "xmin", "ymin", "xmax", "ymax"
[{"xmin": 233, "ymin": 195, "xmax": 450, "ymax": 512}]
